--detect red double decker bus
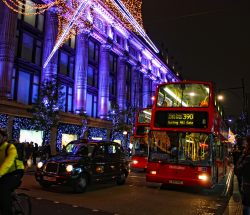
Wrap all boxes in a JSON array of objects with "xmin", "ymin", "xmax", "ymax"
[
  {"xmin": 131, "ymin": 108, "xmax": 151, "ymax": 170},
  {"xmin": 146, "ymin": 81, "xmax": 229, "ymax": 188}
]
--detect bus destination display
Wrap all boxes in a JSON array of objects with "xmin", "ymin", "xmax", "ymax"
[
  {"xmin": 167, "ymin": 113, "xmax": 194, "ymax": 126},
  {"xmin": 154, "ymin": 111, "xmax": 208, "ymax": 128}
]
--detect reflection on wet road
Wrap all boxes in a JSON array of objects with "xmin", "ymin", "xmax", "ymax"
[{"xmin": 21, "ymin": 172, "xmax": 229, "ymax": 215}]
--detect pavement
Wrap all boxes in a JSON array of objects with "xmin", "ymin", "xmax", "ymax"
[{"xmin": 223, "ymin": 175, "xmax": 243, "ymax": 215}]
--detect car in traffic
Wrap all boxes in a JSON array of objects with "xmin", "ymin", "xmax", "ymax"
[{"xmin": 35, "ymin": 139, "xmax": 129, "ymax": 193}]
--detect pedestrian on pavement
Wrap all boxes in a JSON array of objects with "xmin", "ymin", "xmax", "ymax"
[
  {"xmin": 235, "ymin": 137, "xmax": 245, "ymax": 193},
  {"xmin": 237, "ymin": 135, "xmax": 250, "ymax": 215},
  {"xmin": 33, "ymin": 143, "xmax": 38, "ymax": 165},
  {"xmin": 232, "ymin": 145, "xmax": 241, "ymax": 167}
]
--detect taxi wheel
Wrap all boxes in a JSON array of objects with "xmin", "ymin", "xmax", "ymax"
[
  {"xmin": 73, "ymin": 175, "xmax": 88, "ymax": 193},
  {"xmin": 116, "ymin": 172, "xmax": 126, "ymax": 185}
]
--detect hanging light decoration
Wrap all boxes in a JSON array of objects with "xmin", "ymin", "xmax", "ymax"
[
  {"xmin": 1, "ymin": 0, "xmax": 58, "ymax": 15},
  {"xmin": 1, "ymin": 0, "xmax": 158, "ymax": 67}
]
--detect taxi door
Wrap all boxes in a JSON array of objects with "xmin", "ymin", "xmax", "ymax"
[{"xmin": 91, "ymin": 145, "xmax": 110, "ymax": 182}]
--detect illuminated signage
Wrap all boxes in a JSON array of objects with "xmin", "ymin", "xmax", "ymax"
[{"xmin": 154, "ymin": 111, "xmax": 208, "ymax": 128}]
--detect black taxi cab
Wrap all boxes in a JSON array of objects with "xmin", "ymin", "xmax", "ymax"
[{"xmin": 35, "ymin": 139, "xmax": 129, "ymax": 193}]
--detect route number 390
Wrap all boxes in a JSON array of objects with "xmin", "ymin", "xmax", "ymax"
[{"xmin": 182, "ymin": 113, "xmax": 194, "ymax": 120}]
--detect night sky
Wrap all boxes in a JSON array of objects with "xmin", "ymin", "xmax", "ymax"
[{"xmin": 142, "ymin": 0, "xmax": 250, "ymax": 117}]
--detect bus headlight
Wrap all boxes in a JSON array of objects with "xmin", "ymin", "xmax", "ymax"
[
  {"xmin": 132, "ymin": 160, "xmax": 138, "ymax": 165},
  {"xmin": 198, "ymin": 174, "xmax": 208, "ymax": 181},
  {"xmin": 37, "ymin": 161, "xmax": 44, "ymax": 169},
  {"xmin": 66, "ymin": 164, "xmax": 73, "ymax": 172},
  {"xmin": 150, "ymin": 171, "xmax": 157, "ymax": 175}
]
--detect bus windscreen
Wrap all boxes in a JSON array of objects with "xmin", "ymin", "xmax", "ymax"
[
  {"xmin": 157, "ymin": 83, "xmax": 210, "ymax": 108},
  {"xmin": 149, "ymin": 131, "xmax": 210, "ymax": 165},
  {"xmin": 138, "ymin": 109, "xmax": 151, "ymax": 124}
]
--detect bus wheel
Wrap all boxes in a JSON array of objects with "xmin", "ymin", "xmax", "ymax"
[{"xmin": 216, "ymin": 168, "xmax": 219, "ymax": 183}]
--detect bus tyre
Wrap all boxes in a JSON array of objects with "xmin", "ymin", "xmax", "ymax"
[
  {"xmin": 73, "ymin": 174, "xmax": 88, "ymax": 193},
  {"xmin": 39, "ymin": 182, "xmax": 51, "ymax": 188},
  {"xmin": 116, "ymin": 172, "xmax": 126, "ymax": 185},
  {"xmin": 216, "ymin": 168, "xmax": 219, "ymax": 183}
]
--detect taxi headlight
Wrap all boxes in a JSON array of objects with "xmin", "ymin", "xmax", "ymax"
[
  {"xmin": 66, "ymin": 164, "xmax": 73, "ymax": 172},
  {"xmin": 37, "ymin": 161, "xmax": 44, "ymax": 169}
]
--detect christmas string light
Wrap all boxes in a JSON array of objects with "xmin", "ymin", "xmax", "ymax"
[
  {"xmin": 43, "ymin": 0, "xmax": 91, "ymax": 68},
  {"xmin": 1, "ymin": 0, "xmax": 58, "ymax": 15},
  {"xmin": 1, "ymin": 0, "xmax": 158, "ymax": 66}
]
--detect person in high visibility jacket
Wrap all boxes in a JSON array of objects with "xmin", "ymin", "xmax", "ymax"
[{"xmin": 0, "ymin": 128, "xmax": 24, "ymax": 215}]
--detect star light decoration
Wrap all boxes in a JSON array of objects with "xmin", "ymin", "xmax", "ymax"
[{"xmin": 1, "ymin": 0, "xmax": 159, "ymax": 68}]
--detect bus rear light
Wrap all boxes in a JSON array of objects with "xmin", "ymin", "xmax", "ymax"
[
  {"xmin": 150, "ymin": 171, "xmax": 157, "ymax": 175},
  {"xmin": 198, "ymin": 174, "xmax": 208, "ymax": 181}
]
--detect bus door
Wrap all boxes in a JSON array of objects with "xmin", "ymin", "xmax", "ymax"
[{"xmin": 212, "ymin": 135, "xmax": 225, "ymax": 183}]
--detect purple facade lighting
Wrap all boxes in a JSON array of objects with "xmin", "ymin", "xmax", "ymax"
[
  {"xmin": 74, "ymin": 33, "xmax": 88, "ymax": 112},
  {"xmin": 111, "ymin": 0, "xmax": 159, "ymax": 53},
  {"xmin": 98, "ymin": 45, "xmax": 110, "ymax": 118},
  {"xmin": 117, "ymin": 58, "xmax": 126, "ymax": 110},
  {"xmin": 41, "ymin": 11, "xmax": 58, "ymax": 81},
  {"xmin": 0, "ymin": 1, "xmax": 17, "ymax": 99}
]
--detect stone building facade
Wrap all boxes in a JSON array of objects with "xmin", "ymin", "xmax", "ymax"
[{"xmin": 0, "ymin": 0, "xmax": 179, "ymax": 150}]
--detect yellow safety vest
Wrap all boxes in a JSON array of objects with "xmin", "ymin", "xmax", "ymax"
[{"xmin": 0, "ymin": 141, "xmax": 24, "ymax": 177}]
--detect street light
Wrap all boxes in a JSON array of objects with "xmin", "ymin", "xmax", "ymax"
[{"xmin": 217, "ymin": 78, "xmax": 248, "ymax": 135}]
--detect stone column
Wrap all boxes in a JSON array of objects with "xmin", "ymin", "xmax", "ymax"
[
  {"xmin": 117, "ymin": 57, "xmax": 126, "ymax": 110},
  {"xmin": 131, "ymin": 67, "xmax": 139, "ymax": 108},
  {"xmin": 74, "ymin": 33, "xmax": 88, "ymax": 112},
  {"xmin": 98, "ymin": 45, "xmax": 110, "ymax": 118},
  {"xmin": 0, "ymin": 2, "xmax": 17, "ymax": 99},
  {"xmin": 41, "ymin": 11, "xmax": 58, "ymax": 81},
  {"xmin": 143, "ymin": 75, "xmax": 149, "ymax": 108}
]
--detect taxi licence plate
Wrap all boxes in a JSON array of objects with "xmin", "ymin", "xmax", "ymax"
[
  {"xmin": 43, "ymin": 176, "xmax": 56, "ymax": 182},
  {"xmin": 169, "ymin": 180, "xmax": 183, "ymax": 185}
]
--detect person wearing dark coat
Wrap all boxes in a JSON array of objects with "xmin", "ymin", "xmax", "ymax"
[{"xmin": 237, "ymin": 136, "xmax": 250, "ymax": 215}]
